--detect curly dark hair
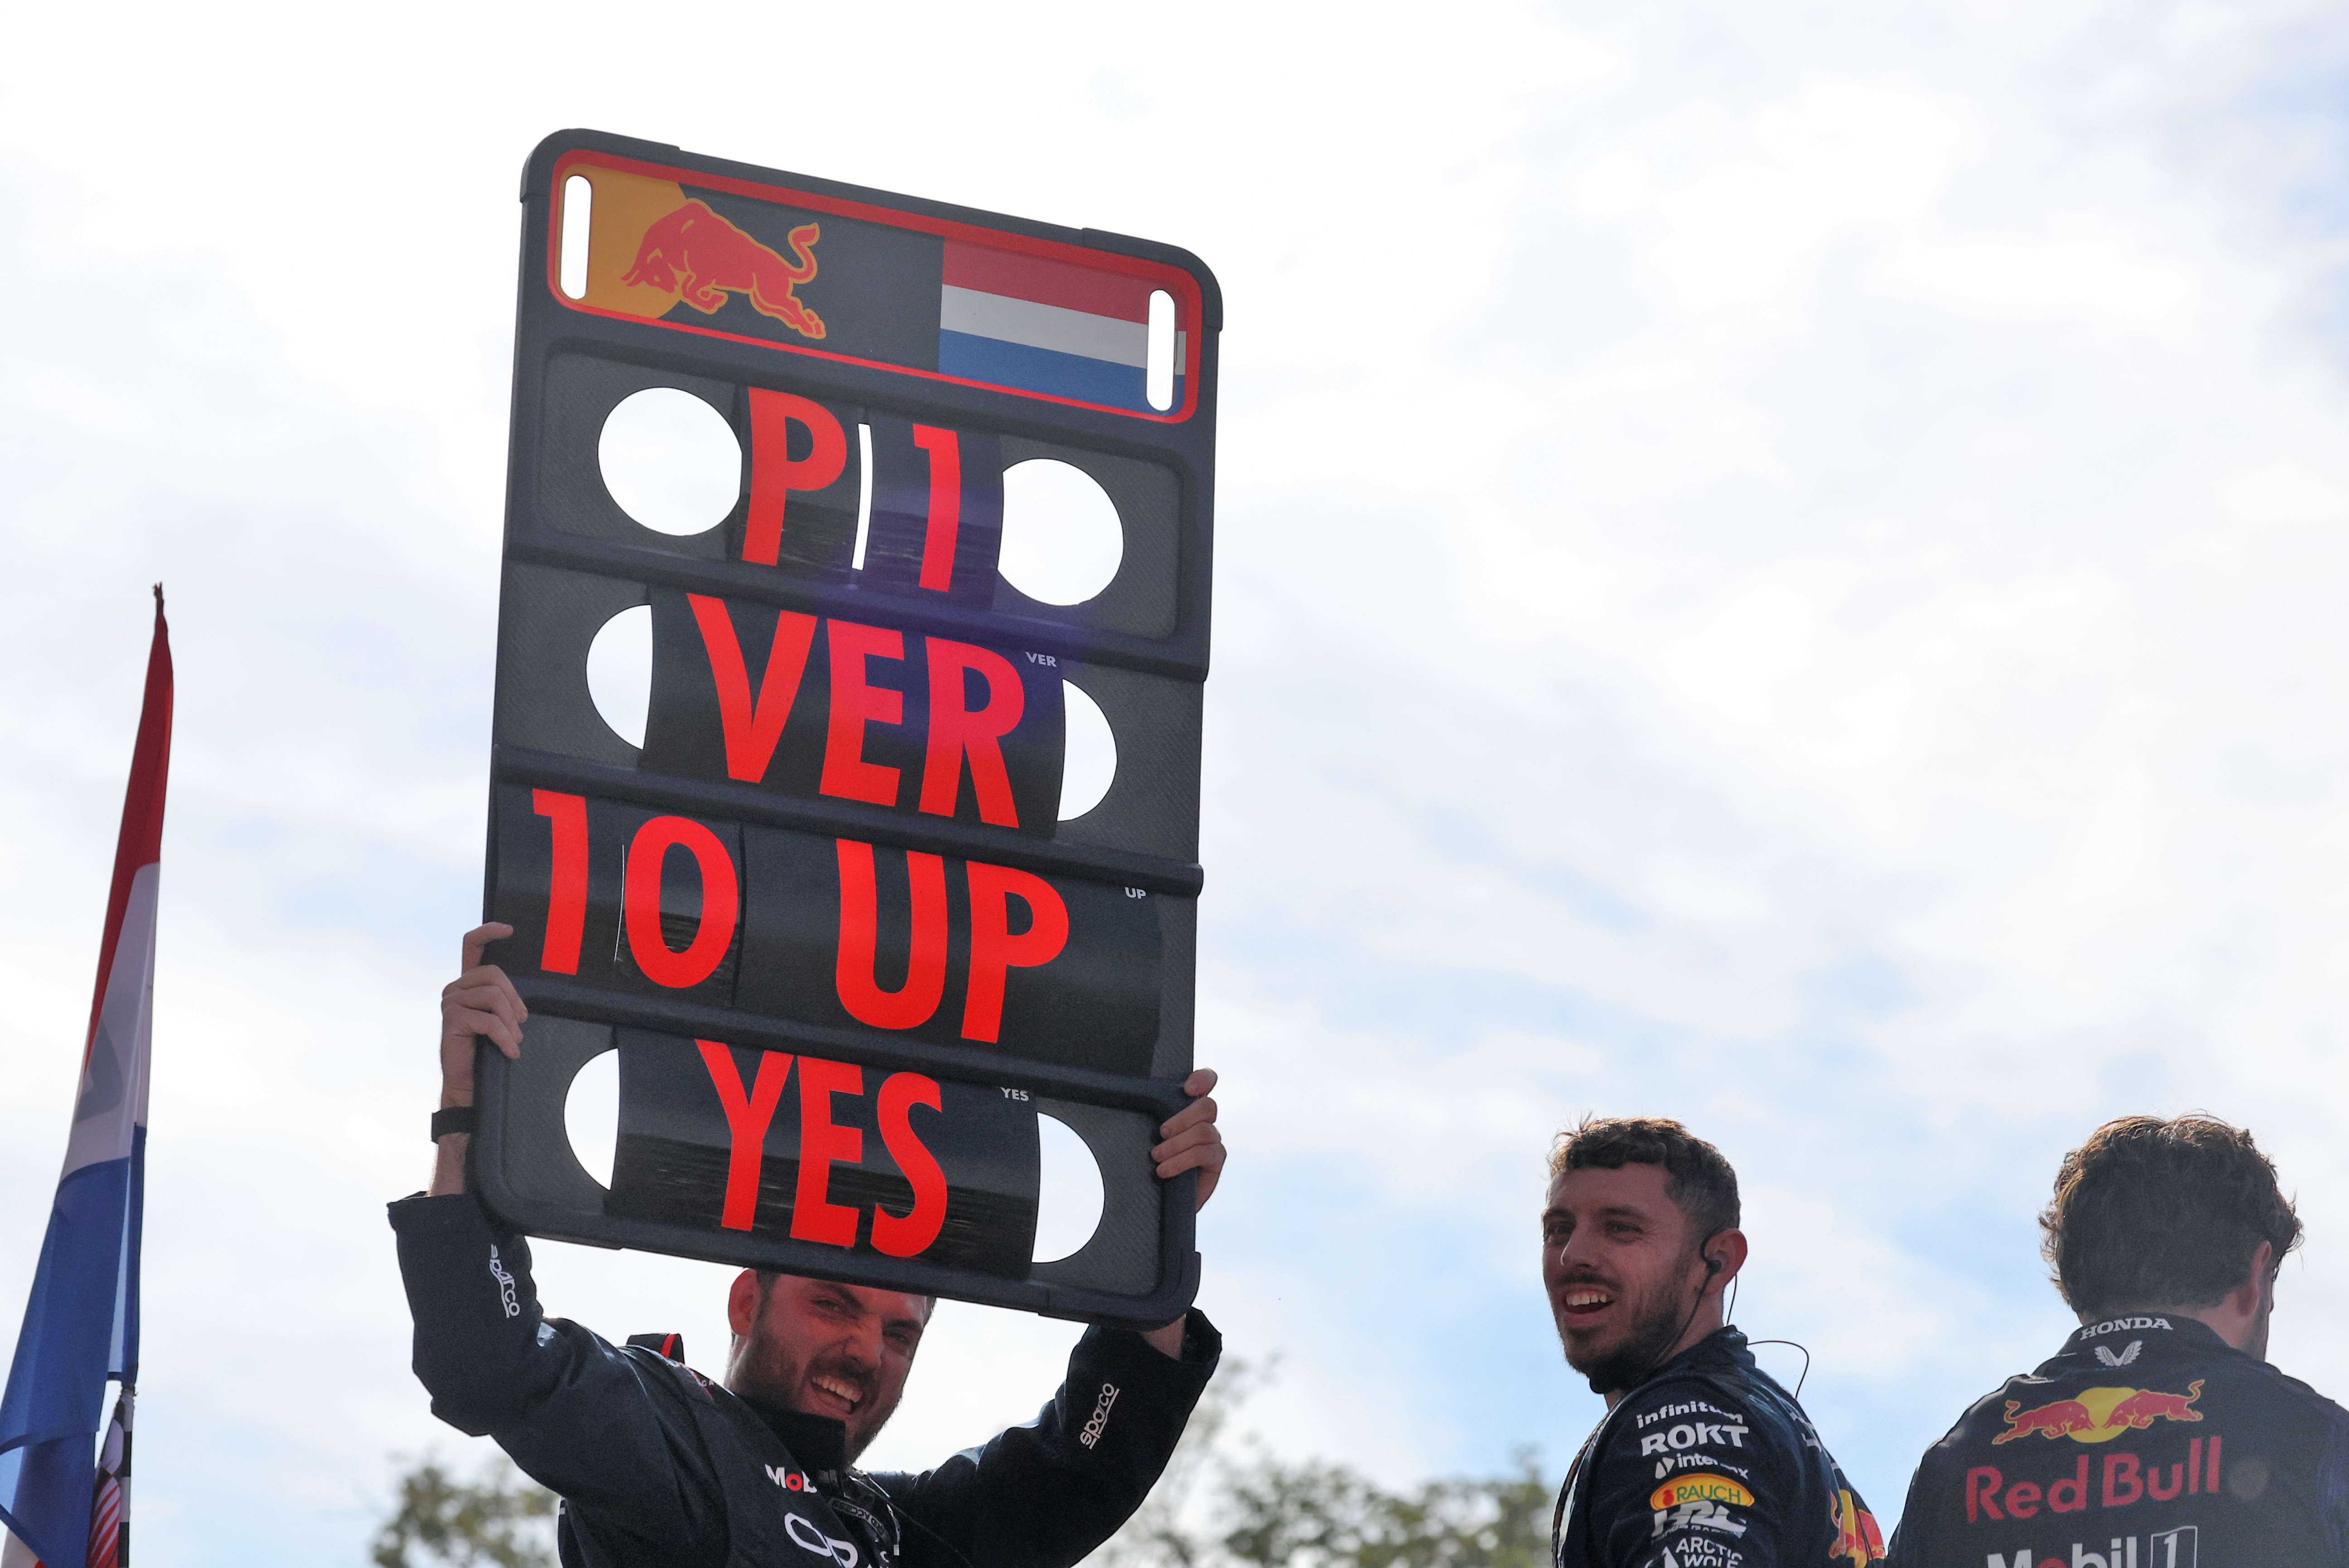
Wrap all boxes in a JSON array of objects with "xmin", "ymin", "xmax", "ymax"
[
  {"xmin": 2041, "ymin": 1114, "xmax": 2301, "ymax": 1318},
  {"xmin": 1548, "ymin": 1116, "xmax": 1740, "ymax": 1247}
]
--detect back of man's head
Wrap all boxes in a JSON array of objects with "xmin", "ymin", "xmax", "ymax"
[
  {"xmin": 2041, "ymin": 1114, "xmax": 2301, "ymax": 1319},
  {"xmin": 1550, "ymin": 1116, "xmax": 1741, "ymax": 1242}
]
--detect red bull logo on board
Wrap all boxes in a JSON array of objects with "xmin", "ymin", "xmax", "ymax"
[
  {"xmin": 558, "ymin": 164, "xmax": 830, "ymax": 342},
  {"xmin": 619, "ymin": 200, "xmax": 825, "ymax": 339},
  {"xmin": 1994, "ymin": 1383, "xmax": 2204, "ymax": 1446}
]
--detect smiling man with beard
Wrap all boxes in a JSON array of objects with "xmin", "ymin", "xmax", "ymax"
[
  {"xmin": 391, "ymin": 926, "xmax": 1225, "ymax": 1568},
  {"xmin": 1545, "ymin": 1117, "xmax": 1883, "ymax": 1568}
]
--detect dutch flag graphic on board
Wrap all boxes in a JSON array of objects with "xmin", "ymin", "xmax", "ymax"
[{"xmin": 939, "ymin": 241, "xmax": 1184, "ymax": 415}]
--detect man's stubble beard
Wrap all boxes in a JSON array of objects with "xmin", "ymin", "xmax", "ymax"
[
  {"xmin": 733, "ymin": 1341, "xmax": 905, "ymax": 1463},
  {"xmin": 1567, "ymin": 1282, "xmax": 1691, "ymax": 1397}
]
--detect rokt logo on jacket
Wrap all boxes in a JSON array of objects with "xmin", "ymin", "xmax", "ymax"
[
  {"xmin": 1995, "ymin": 1384, "xmax": 2204, "ymax": 1445},
  {"xmin": 1639, "ymin": 1416, "xmax": 1752, "ymax": 1456}
]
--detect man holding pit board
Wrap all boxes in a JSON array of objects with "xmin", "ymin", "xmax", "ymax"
[
  {"xmin": 393, "ymin": 922, "xmax": 1226, "ymax": 1568},
  {"xmin": 402, "ymin": 128, "xmax": 1235, "ymax": 1566}
]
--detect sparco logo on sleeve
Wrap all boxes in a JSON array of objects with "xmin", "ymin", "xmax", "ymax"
[
  {"xmin": 1079, "ymin": 1383, "xmax": 1120, "ymax": 1449},
  {"xmin": 488, "ymin": 1245, "xmax": 520, "ymax": 1319}
]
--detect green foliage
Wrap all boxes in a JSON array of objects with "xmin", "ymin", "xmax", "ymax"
[
  {"xmin": 373, "ymin": 1454, "xmax": 557, "ymax": 1568},
  {"xmin": 373, "ymin": 1369, "xmax": 1556, "ymax": 1568},
  {"xmin": 1096, "ymin": 1362, "xmax": 1557, "ymax": 1568},
  {"xmin": 1215, "ymin": 1452, "xmax": 1553, "ymax": 1568}
]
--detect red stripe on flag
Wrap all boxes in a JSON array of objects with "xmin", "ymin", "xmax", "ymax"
[
  {"xmin": 83, "ymin": 590, "xmax": 172, "ymax": 1066},
  {"xmin": 941, "ymin": 242, "xmax": 1155, "ymax": 322},
  {"xmin": 86, "ymin": 1480, "xmax": 121, "ymax": 1568}
]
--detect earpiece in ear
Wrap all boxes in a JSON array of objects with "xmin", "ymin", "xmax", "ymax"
[{"xmin": 1705, "ymin": 1255, "xmax": 1724, "ymax": 1275}]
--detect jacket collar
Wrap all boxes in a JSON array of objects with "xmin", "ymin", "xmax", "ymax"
[
  {"xmin": 738, "ymin": 1396, "xmax": 853, "ymax": 1477},
  {"xmin": 2055, "ymin": 1312, "xmax": 2228, "ymax": 1366},
  {"xmin": 1650, "ymin": 1325, "xmax": 1756, "ymax": 1382}
]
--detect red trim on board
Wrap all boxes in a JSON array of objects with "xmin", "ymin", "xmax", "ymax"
[{"xmin": 546, "ymin": 150, "xmax": 1202, "ymax": 421}]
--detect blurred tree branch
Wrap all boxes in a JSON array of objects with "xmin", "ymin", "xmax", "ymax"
[
  {"xmin": 373, "ymin": 1454, "xmax": 555, "ymax": 1568},
  {"xmin": 1097, "ymin": 1361, "xmax": 1555, "ymax": 1568}
]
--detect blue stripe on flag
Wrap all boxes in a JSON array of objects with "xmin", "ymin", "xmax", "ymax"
[
  {"xmin": 939, "ymin": 330, "xmax": 1158, "ymax": 411},
  {"xmin": 0, "ymin": 1156, "xmax": 135, "ymax": 1567},
  {"xmin": 117, "ymin": 1126, "xmax": 143, "ymax": 1384}
]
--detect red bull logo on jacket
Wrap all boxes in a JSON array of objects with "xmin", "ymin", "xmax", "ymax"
[
  {"xmin": 1995, "ymin": 1383, "xmax": 2204, "ymax": 1445},
  {"xmin": 1830, "ymin": 1488, "xmax": 1886, "ymax": 1565},
  {"xmin": 1964, "ymin": 1437, "xmax": 2224, "ymax": 1522}
]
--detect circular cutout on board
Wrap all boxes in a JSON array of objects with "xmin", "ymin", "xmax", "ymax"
[
  {"xmin": 565, "ymin": 1048, "xmax": 619, "ymax": 1190},
  {"xmin": 1000, "ymin": 459, "xmax": 1124, "ymax": 605},
  {"xmin": 1060, "ymin": 680, "xmax": 1116, "ymax": 820},
  {"xmin": 586, "ymin": 603, "xmax": 652, "ymax": 748},
  {"xmin": 599, "ymin": 387, "xmax": 742, "ymax": 536},
  {"xmin": 1032, "ymin": 1111, "xmax": 1106, "ymax": 1264}
]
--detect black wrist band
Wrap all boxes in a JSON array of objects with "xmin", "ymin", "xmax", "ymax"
[{"xmin": 431, "ymin": 1105, "xmax": 479, "ymax": 1142}]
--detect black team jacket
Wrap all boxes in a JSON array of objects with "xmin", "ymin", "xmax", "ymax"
[
  {"xmin": 1887, "ymin": 1314, "xmax": 2349, "ymax": 1568},
  {"xmin": 390, "ymin": 1192, "xmax": 1219, "ymax": 1568},
  {"xmin": 1553, "ymin": 1327, "xmax": 1885, "ymax": 1568}
]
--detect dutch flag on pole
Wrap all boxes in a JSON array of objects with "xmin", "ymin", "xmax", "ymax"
[{"xmin": 0, "ymin": 589, "xmax": 171, "ymax": 1568}]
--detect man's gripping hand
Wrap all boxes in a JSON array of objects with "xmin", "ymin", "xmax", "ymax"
[
  {"xmin": 430, "ymin": 922, "xmax": 529, "ymax": 1195},
  {"xmin": 1152, "ymin": 1068, "xmax": 1225, "ymax": 1212},
  {"xmin": 442, "ymin": 922, "xmax": 528, "ymax": 1093},
  {"xmin": 1139, "ymin": 1068, "xmax": 1225, "ymax": 1359}
]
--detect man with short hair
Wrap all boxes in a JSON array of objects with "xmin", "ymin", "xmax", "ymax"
[
  {"xmin": 1546, "ymin": 1116, "xmax": 1884, "ymax": 1567},
  {"xmin": 393, "ymin": 924, "xmax": 1226, "ymax": 1568},
  {"xmin": 1887, "ymin": 1113, "xmax": 2349, "ymax": 1566}
]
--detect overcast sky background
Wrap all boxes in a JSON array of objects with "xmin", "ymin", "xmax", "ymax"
[{"xmin": 7, "ymin": 0, "xmax": 2349, "ymax": 1559}]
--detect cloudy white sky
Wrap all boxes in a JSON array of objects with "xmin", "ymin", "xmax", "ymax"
[{"xmin": 7, "ymin": 0, "xmax": 2349, "ymax": 1559}]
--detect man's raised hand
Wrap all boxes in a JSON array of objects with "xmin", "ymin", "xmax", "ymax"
[
  {"xmin": 440, "ymin": 922, "xmax": 528, "ymax": 1099},
  {"xmin": 1152, "ymin": 1067, "xmax": 1225, "ymax": 1212}
]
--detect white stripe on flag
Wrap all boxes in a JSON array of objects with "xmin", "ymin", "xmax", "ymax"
[
  {"xmin": 939, "ymin": 286, "xmax": 1148, "ymax": 367},
  {"xmin": 61, "ymin": 863, "xmax": 157, "ymax": 1181}
]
